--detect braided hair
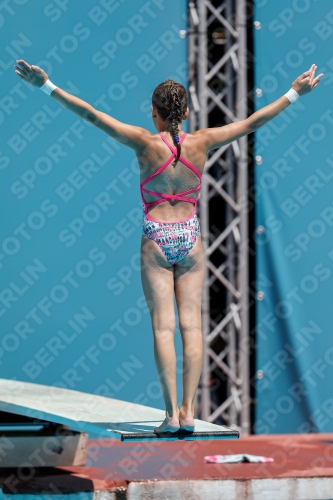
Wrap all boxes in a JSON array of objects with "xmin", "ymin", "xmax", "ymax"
[{"xmin": 152, "ymin": 79, "xmax": 188, "ymax": 162}]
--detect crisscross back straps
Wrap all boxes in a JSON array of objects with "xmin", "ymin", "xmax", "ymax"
[{"xmin": 140, "ymin": 132, "xmax": 203, "ymax": 214}]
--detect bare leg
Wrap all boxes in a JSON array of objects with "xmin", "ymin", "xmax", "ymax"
[
  {"xmin": 140, "ymin": 235, "xmax": 180, "ymax": 433},
  {"xmin": 174, "ymin": 235, "xmax": 205, "ymax": 431}
]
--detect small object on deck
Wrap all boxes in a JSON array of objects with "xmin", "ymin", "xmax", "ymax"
[{"xmin": 204, "ymin": 453, "xmax": 274, "ymax": 464}]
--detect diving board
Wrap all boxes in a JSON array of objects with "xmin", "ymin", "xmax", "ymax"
[{"xmin": 0, "ymin": 379, "xmax": 239, "ymax": 442}]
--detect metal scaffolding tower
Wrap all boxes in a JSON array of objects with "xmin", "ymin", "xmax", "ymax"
[{"xmin": 188, "ymin": 0, "xmax": 250, "ymax": 435}]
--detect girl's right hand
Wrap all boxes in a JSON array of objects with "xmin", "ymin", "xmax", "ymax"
[
  {"xmin": 14, "ymin": 59, "xmax": 48, "ymax": 88},
  {"xmin": 291, "ymin": 64, "xmax": 324, "ymax": 96}
]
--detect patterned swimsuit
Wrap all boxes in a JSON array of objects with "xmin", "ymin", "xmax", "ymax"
[{"xmin": 140, "ymin": 132, "xmax": 202, "ymax": 265}]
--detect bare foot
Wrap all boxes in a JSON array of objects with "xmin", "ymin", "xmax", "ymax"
[
  {"xmin": 179, "ymin": 406, "xmax": 195, "ymax": 432},
  {"xmin": 154, "ymin": 415, "xmax": 180, "ymax": 434}
]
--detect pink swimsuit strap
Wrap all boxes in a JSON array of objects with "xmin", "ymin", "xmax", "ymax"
[{"xmin": 140, "ymin": 132, "xmax": 202, "ymax": 210}]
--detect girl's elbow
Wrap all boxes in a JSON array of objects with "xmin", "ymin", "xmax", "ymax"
[
  {"xmin": 241, "ymin": 117, "xmax": 255, "ymax": 133},
  {"xmin": 84, "ymin": 109, "xmax": 100, "ymax": 125},
  {"xmin": 248, "ymin": 119, "xmax": 263, "ymax": 132}
]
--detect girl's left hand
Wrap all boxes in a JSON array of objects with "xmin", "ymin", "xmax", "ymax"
[
  {"xmin": 291, "ymin": 64, "xmax": 324, "ymax": 96},
  {"xmin": 13, "ymin": 59, "xmax": 48, "ymax": 88}
]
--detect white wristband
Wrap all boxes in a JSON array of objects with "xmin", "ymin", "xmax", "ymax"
[
  {"xmin": 284, "ymin": 88, "xmax": 299, "ymax": 103},
  {"xmin": 40, "ymin": 79, "xmax": 57, "ymax": 96}
]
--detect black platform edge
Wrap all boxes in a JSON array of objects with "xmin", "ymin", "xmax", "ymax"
[{"xmin": 116, "ymin": 430, "xmax": 240, "ymax": 441}]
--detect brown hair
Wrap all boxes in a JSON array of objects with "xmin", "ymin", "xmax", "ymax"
[{"xmin": 152, "ymin": 79, "xmax": 188, "ymax": 162}]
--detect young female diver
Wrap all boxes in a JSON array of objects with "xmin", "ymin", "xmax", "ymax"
[{"xmin": 14, "ymin": 60, "xmax": 323, "ymax": 433}]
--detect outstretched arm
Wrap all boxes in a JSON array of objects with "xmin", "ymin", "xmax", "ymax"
[
  {"xmin": 198, "ymin": 64, "xmax": 324, "ymax": 152},
  {"xmin": 13, "ymin": 59, "xmax": 151, "ymax": 152}
]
